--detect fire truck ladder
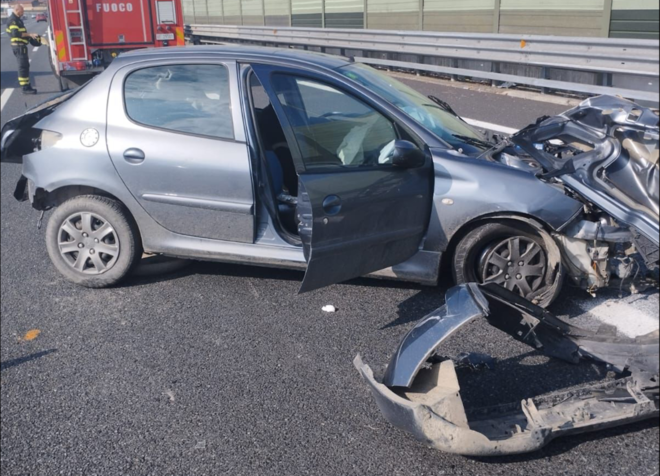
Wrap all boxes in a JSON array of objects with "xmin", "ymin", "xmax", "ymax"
[{"xmin": 61, "ymin": 0, "xmax": 88, "ymax": 61}]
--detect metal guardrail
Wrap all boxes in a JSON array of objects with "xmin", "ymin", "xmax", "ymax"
[{"xmin": 187, "ymin": 24, "xmax": 660, "ymax": 105}]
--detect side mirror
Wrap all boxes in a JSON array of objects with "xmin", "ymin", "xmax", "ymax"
[{"xmin": 391, "ymin": 140, "xmax": 426, "ymax": 169}]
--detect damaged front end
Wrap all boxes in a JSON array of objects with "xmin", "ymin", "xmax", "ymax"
[
  {"xmin": 486, "ymin": 96, "xmax": 659, "ymax": 296},
  {"xmin": 354, "ymin": 284, "xmax": 659, "ymax": 456}
]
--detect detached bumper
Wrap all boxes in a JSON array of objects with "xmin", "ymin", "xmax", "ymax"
[{"xmin": 354, "ymin": 284, "xmax": 659, "ymax": 457}]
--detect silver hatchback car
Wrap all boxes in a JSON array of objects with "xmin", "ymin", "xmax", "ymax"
[{"xmin": 2, "ymin": 46, "xmax": 658, "ymax": 305}]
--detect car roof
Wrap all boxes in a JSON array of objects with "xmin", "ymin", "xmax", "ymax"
[{"xmin": 114, "ymin": 45, "xmax": 352, "ymax": 71}]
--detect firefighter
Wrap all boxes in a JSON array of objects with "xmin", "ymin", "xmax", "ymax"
[{"xmin": 6, "ymin": 4, "xmax": 40, "ymax": 94}]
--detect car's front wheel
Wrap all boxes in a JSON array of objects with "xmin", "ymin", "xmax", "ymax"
[
  {"xmin": 45, "ymin": 195, "xmax": 142, "ymax": 288},
  {"xmin": 452, "ymin": 221, "xmax": 563, "ymax": 307}
]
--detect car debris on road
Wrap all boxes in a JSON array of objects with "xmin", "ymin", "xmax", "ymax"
[{"xmin": 355, "ymin": 283, "xmax": 659, "ymax": 456}]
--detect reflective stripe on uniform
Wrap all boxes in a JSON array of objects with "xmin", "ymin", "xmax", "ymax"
[{"xmin": 11, "ymin": 38, "xmax": 29, "ymax": 43}]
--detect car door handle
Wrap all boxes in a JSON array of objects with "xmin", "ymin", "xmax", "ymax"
[
  {"xmin": 123, "ymin": 148, "xmax": 145, "ymax": 164},
  {"xmin": 322, "ymin": 195, "xmax": 342, "ymax": 216}
]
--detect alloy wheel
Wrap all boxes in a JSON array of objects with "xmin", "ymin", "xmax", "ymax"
[
  {"xmin": 478, "ymin": 236, "xmax": 547, "ymax": 299},
  {"xmin": 58, "ymin": 212, "xmax": 120, "ymax": 274}
]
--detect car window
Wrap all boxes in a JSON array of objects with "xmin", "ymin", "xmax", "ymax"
[
  {"xmin": 270, "ymin": 74, "xmax": 398, "ymax": 169},
  {"xmin": 124, "ymin": 64, "xmax": 234, "ymax": 140}
]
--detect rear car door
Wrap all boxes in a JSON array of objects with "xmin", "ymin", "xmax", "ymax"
[
  {"xmin": 251, "ymin": 65, "xmax": 434, "ymax": 293},
  {"xmin": 106, "ymin": 60, "xmax": 256, "ymax": 243}
]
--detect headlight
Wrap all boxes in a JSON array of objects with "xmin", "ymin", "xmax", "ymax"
[{"xmin": 38, "ymin": 130, "xmax": 63, "ymax": 151}]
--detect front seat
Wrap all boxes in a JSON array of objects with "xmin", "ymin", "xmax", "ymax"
[{"xmin": 265, "ymin": 151, "xmax": 298, "ymax": 234}]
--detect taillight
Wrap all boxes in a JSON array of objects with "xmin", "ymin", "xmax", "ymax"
[
  {"xmin": 37, "ymin": 130, "xmax": 63, "ymax": 151},
  {"xmin": 60, "ymin": 61, "xmax": 90, "ymax": 71}
]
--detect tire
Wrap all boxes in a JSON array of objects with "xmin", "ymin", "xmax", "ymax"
[
  {"xmin": 45, "ymin": 195, "xmax": 142, "ymax": 288},
  {"xmin": 452, "ymin": 221, "xmax": 563, "ymax": 307}
]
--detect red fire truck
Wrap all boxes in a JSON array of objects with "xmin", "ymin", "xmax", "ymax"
[{"xmin": 45, "ymin": 0, "xmax": 185, "ymax": 91}]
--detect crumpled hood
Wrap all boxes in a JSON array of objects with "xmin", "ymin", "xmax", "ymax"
[{"xmin": 511, "ymin": 96, "xmax": 659, "ymax": 245}]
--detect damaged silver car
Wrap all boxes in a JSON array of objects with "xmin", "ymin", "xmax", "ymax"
[
  {"xmin": 355, "ymin": 283, "xmax": 659, "ymax": 456},
  {"xmin": 1, "ymin": 47, "xmax": 658, "ymax": 305}
]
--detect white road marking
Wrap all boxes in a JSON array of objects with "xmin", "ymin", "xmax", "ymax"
[
  {"xmin": 583, "ymin": 299, "xmax": 659, "ymax": 338},
  {"xmin": 32, "ymin": 46, "xmax": 39, "ymax": 52},
  {"xmin": 1, "ymin": 88, "xmax": 15, "ymax": 112},
  {"xmin": 464, "ymin": 118, "xmax": 519, "ymax": 135}
]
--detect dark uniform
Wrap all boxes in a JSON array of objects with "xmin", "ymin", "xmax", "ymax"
[{"xmin": 6, "ymin": 12, "xmax": 37, "ymax": 94}]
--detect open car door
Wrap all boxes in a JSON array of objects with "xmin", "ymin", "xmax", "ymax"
[{"xmin": 250, "ymin": 64, "xmax": 434, "ymax": 293}]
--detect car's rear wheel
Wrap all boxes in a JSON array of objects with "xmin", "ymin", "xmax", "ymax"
[
  {"xmin": 452, "ymin": 221, "xmax": 563, "ymax": 307},
  {"xmin": 46, "ymin": 195, "xmax": 142, "ymax": 288}
]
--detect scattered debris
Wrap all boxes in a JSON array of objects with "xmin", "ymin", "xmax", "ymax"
[
  {"xmin": 496, "ymin": 81, "xmax": 516, "ymax": 89},
  {"xmin": 20, "ymin": 329, "xmax": 41, "ymax": 342},
  {"xmin": 322, "ymin": 305, "xmax": 337, "ymax": 313},
  {"xmin": 453, "ymin": 352, "xmax": 496, "ymax": 370},
  {"xmin": 355, "ymin": 283, "xmax": 659, "ymax": 456}
]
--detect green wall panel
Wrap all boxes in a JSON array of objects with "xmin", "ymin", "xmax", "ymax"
[
  {"xmin": 326, "ymin": 0, "xmax": 363, "ymax": 28},
  {"xmin": 501, "ymin": 0, "xmax": 604, "ymax": 10},
  {"xmin": 182, "ymin": 0, "xmax": 195, "ymax": 23},
  {"xmin": 206, "ymin": 0, "xmax": 223, "ymax": 24},
  {"xmin": 192, "ymin": 0, "xmax": 209, "ymax": 23}
]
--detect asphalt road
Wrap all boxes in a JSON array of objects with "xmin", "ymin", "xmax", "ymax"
[{"xmin": 1, "ymin": 35, "xmax": 659, "ymax": 476}]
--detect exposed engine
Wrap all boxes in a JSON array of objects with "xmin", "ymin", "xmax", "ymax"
[{"xmin": 490, "ymin": 96, "xmax": 659, "ymax": 296}]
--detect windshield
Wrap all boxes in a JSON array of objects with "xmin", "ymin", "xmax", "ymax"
[{"xmin": 338, "ymin": 63, "xmax": 487, "ymax": 149}]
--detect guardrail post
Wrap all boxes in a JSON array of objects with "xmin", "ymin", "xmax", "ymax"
[
  {"xmin": 491, "ymin": 61, "xmax": 501, "ymax": 87},
  {"xmin": 363, "ymin": 0, "xmax": 368, "ymax": 29},
  {"xmin": 261, "ymin": 0, "xmax": 266, "ymax": 26},
  {"xmin": 289, "ymin": 0, "xmax": 293, "ymax": 26}
]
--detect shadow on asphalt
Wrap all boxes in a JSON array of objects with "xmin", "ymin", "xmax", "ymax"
[
  {"xmin": 122, "ymin": 259, "xmax": 458, "ymax": 330},
  {"xmin": 1, "ymin": 70, "xmax": 54, "ymax": 86},
  {"xmin": 471, "ymin": 418, "xmax": 659, "ymax": 463},
  {"xmin": 455, "ymin": 351, "xmax": 658, "ymax": 462},
  {"xmin": 0, "ymin": 349, "xmax": 57, "ymax": 372},
  {"xmin": 121, "ymin": 259, "xmax": 452, "ymax": 294}
]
